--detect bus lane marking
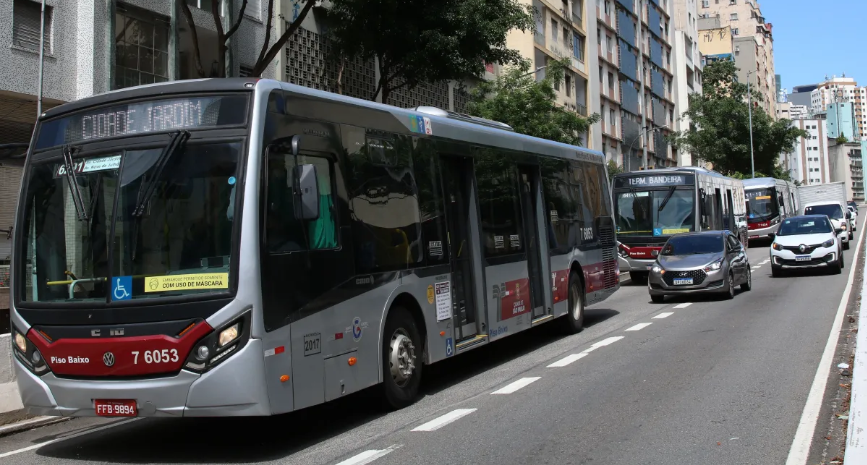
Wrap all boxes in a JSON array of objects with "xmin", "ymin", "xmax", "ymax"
[
  {"xmin": 335, "ymin": 445, "xmax": 401, "ymax": 465},
  {"xmin": 548, "ymin": 353, "xmax": 588, "ymax": 368},
  {"xmin": 491, "ymin": 377, "xmax": 541, "ymax": 394},
  {"xmin": 412, "ymin": 409, "xmax": 477, "ymax": 432},
  {"xmin": 673, "ymin": 303, "xmax": 693, "ymax": 309},
  {"xmin": 653, "ymin": 312, "xmax": 674, "ymax": 319},
  {"xmin": 625, "ymin": 323, "xmax": 652, "ymax": 331}
]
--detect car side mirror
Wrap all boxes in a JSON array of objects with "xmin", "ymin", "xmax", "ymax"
[
  {"xmin": 293, "ymin": 164, "xmax": 320, "ymax": 221},
  {"xmin": 846, "ymin": 212, "xmax": 852, "ymax": 219},
  {"xmin": 835, "ymin": 228, "xmax": 843, "ymax": 234}
]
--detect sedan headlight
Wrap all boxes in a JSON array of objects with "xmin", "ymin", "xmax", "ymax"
[
  {"xmin": 822, "ymin": 238, "xmax": 835, "ymax": 248},
  {"xmin": 651, "ymin": 264, "xmax": 664, "ymax": 274},
  {"xmin": 704, "ymin": 259, "xmax": 723, "ymax": 272},
  {"xmin": 772, "ymin": 242, "xmax": 782, "ymax": 251}
]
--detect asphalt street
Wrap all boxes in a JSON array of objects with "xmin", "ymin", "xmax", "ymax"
[{"xmin": 0, "ymin": 218, "xmax": 862, "ymax": 465}]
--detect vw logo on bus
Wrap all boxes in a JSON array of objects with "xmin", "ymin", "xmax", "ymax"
[{"xmin": 103, "ymin": 352, "xmax": 116, "ymax": 367}]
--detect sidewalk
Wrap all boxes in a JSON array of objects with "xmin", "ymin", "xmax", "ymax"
[
  {"xmin": 0, "ymin": 333, "xmax": 27, "ymax": 425},
  {"xmin": 847, "ymin": 252, "xmax": 867, "ymax": 459}
]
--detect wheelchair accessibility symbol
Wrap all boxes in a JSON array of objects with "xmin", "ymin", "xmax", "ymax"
[
  {"xmin": 445, "ymin": 338, "xmax": 454, "ymax": 357},
  {"xmin": 112, "ymin": 276, "xmax": 132, "ymax": 301}
]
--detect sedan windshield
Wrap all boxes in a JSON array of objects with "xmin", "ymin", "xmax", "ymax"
[
  {"xmin": 19, "ymin": 141, "xmax": 241, "ymax": 303},
  {"xmin": 777, "ymin": 217, "xmax": 833, "ymax": 236},
  {"xmin": 804, "ymin": 204, "xmax": 844, "ymax": 219},
  {"xmin": 745, "ymin": 188, "xmax": 778, "ymax": 222},
  {"xmin": 660, "ymin": 235, "xmax": 723, "ymax": 255},
  {"xmin": 615, "ymin": 189, "xmax": 695, "ymax": 236}
]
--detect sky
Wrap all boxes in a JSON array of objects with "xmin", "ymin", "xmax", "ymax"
[{"xmin": 761, "ymin": 0, "xmax": 867, "ymax": 92}]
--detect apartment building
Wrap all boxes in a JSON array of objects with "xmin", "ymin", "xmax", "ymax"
[
  {"xmin": 827, "ymin": 141, "xmax": 864, "ymax": 202},
  {"xmin": 783, "ymin": 119, "xmax": 830, "ymax": 186},
  {"xmin": 789, "ymin": 104, "xmax": 808, "ymax": 120},
  {"xmin": 671, "ymin": 0, "xmax": 702, "ymax": 167},
  {"xmin": 697, "ymin": 0, "xmax": 775, "ymax": 118},
  {"xmin": 811, "ymin": 76, "xmax": 867, "ymax": 140},
  {"xmin": 825, "ymin": 102, "xmax": 861, "ymax": 141},
  {"xmin": 594, "ymin": 0, "xmax": 676, "ymax": 171}
]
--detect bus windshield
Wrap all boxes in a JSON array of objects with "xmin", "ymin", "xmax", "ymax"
[
  {"xmin": 746, "ymin": 188, "xmax": 778, "ymax": 222},
  {"xmin": 19, "ymin": 140, "xmax": 242, "ymax": 303},
  {"xmin": 614, "ymin": 188, "xmax": 695, "ymax": 236}
]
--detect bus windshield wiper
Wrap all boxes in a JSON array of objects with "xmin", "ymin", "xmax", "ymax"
[
  {"xmin": 61, "ymin": 145, "xmax": 89, "ymax": 221},
  {"xmin": 133, "ymin": 130, "xmax": 190, "ymax": 217},
  {"xmin": 657, "ymin": 186, "xmax": 677, "ymax": 212}
]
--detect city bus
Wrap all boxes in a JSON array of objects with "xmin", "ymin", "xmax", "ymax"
[
  {"xmin": 612, "ymin": 167, "xmax": 747, "ymax": 283},
  {"xmin": 10, "ymin": 78, "xmax": 619, "ymax": 418},
  {"xmin": 743, "ymin": 177, "xmax": 799, "ymax": 241}
]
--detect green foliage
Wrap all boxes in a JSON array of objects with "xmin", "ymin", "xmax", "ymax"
[
  {"xmin": 668, "ymin": 60, "xmax": 808, "ymax": 176},
  {"xmin": 465, "ymin": 58, "xmax": 600, "ymax": 146},
  {"xmin": 326, "ymin": 0, "xmax": 535, "ymax": 102},
  {"xmin": 607, "ymin": 160, "xmax": 623, "ymax": 179},
  {"xmin": 837, "ymin": 134, "xmax": 849, "ymax": 144}
]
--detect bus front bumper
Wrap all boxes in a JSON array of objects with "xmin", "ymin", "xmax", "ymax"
[
  {"xmin": 15, "ymin": 338, "xmax": 270, "ymax": 417},
  {"xmin": 748, "ymin": 224, "xmax": 779, "ymax": 240},
  {"xmin": 618, "ymin": 255, "xmax": 656, "ymax": 273}
]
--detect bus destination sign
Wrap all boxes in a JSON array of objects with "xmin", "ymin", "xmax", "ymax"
[
  {"xmin": 35, "ymin": 95, "xmax": 247, "ymax": 149},
  {"xmin": 614, "ymin": 174, "xmax": 694, "ymax": 189}
]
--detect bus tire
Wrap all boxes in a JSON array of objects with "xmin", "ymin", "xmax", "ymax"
[
  {"xmin": 561, "ymin": 272, "xmax": 585, "ymax": 335},
  {"xmin": 381, "ymin": 306, "xmax": 423, "ymax": 410}
]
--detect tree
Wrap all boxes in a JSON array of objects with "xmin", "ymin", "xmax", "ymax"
[
  {"xmin": 668, "ymin": 60, "xmax": 807, "ymax": 176},
  {"xmin": 325, "ymin": 0, "xmax": 535, "ymax": 103},
  {"xmin": 607, "ymin": 160, "xmax": 623, "ymax": 179},
  {"xmin": 179, "ymin": 0, "xmax": 317, "ymax": 78},
  {"xmin": 465, "ymin": 58, "xmax": 600, "ymax": 146}
]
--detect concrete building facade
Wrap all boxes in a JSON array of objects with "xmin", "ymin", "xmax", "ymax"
[
  {"xmin": 671, "ymin": 0, "xmax": 702, "ymax": 167},
  {"xmin": 810, "ymin": 76, "xmax": 867, "ymax": 141},
  {"xmin": 827, "ymin": 141, "xmax": 864, "ymax": 202},
  {"xmin": 783, "ymin": 119, "xmax": 830, "ymax": 186}
]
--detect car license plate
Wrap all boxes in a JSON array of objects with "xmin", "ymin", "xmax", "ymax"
[
  {"xmin": 95, "ymin": 399, "xmax": 137, "ymax": 417},
  {"xmin": 795, "ymin": 255, "xmax": 811, "ymax": 262},
  {"xmin": 673, "ymin": 278, "xmax": 693, "ymax": 285}
]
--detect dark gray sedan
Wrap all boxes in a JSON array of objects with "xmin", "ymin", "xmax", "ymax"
[{"xmin": 648, "ymin": 231, "xmax": 751, "ymax": 303}]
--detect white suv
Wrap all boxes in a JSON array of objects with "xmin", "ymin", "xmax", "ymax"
[
  {"xmin": 770, "ymin": 215, "xmax": 843, "ymax": 276},
  {"xmin": 802, "ymin": 201, "xmax": 850, "ymax": 249}
]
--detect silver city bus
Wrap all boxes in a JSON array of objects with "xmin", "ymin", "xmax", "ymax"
[
  {"xmin": 743, "ymin": 177, "xmax": 799, "ymax": 241},
  {"xmin": 10, "ymin": 78, "xmax": 619, "ymax": 418},
  {"xmin": 612, "ymin": 167, "xmax": 748, "ymax": 283}
]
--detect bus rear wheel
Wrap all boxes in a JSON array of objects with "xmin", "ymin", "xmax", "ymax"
[{"xmin": 381, "ymin": 306, "xmax": 423, "ymax": 410}]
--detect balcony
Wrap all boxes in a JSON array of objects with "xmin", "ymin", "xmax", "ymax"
[{"xmin": 576, "ymin": 102, "xmax": 588, "ymax": 116}]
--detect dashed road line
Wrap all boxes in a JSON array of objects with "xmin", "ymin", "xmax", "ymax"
[
  {"xmin": 653, "ymin": 312, "xmax": 674, "ymax": 319},
  {"xmin": 412, "ymin": 409, "xmax": 477, "ymax": 432},
  {"xmin": 548, "ymin": 353, "xmax": 589, "ymax": 368},
  {"xmin": 591, "ymin": 336, "xmax": 625, "ymax": 347},
  {"xmin": 673, "ymin": 303, "xmax": 693, "ymax": 309},
  {"xmin": 491, "ymin": 377, "xmax": 541, "ymax": 394},
  {"xmin": 625, "ymin": 323, "xmax": 652, "ymax": 331},
  {"xmin": 335, "ymin": 445, "xmax": 402, "ymax": 465}
]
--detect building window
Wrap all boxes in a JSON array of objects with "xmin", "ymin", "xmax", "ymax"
[
  {"xmin": 732, "ymin": 28, "xmax": 739, "ymax": 35},
  {"xmin": 730, "ymin": 13, "xmax": 738, "ymax": 21},
  {"xmin": 702, "ymin": 0, "xmax": 708, "ymax": 7},
  {"xmin": 115, "ymin": 5, "xmax": 170, "ymax": 89},
  {"xmin": 12, "ymin": 0, "xmax": 52, "ymax": 53},
  {"xmin": 552, "ymin": 19, "xmax": 558, "ymax": 41},
  {"xmin": 606, "ymin": 35, "xmax": 613, "ymax": 54},
  {"xmin": 573, "ymin": 34, "xmax": 585, "ymax": 62},
  {"xmin": 608, "ymin": 72, "xmax": 614, "ymax": 94},
  {"xmin": 566, "ymin": 74, "xmax": 572, "ymax": 97}
]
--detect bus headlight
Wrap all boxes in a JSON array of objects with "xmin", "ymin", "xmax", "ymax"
[
  {"xmin": 11, "ymin": 328, "xmax": 50, "ymax": 376},
  {"xmin": 184, "ymin": 310, "xmax": 251, "ymax": 374}
]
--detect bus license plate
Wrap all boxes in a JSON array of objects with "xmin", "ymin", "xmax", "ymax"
[
  {"xmin": 795, "ymin": 255, "xmax": 811, "ymax": 262},
  {"xmin": 95, "ymin": 400, "xmax": 137, "ymax": 417},
  {"xmin": 673, "ymin": 278, "xmax": 693, "ymax": 285}
]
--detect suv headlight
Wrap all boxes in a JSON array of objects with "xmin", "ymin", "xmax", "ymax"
[
  {"xmin": 822, "ymin": 238, "xmax": 835, "ymax": 248},
  {"xmin": 704, "ymin": 259, "xmax": 723, "ymax": 272},
  {"xmin": 772, "ymin": 242, "xmax": 782, "ymax": 251}
]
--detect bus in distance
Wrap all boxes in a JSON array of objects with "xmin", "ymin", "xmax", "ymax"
[
  {"xmin": 10, "ymin": 78, "xmax": 619, "ymax": 418},
  {"xmin": 743, "ymin": 177, "xmax": 799, "ymax": 241},
  {"xmin": 612, "ymin": 167, "xmax": 747, "ymax": 283}
]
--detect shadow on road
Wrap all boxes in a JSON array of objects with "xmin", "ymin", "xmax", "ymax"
[{"xmin": 34, "ymin": 309, "xmax": 619, "ymax": 463}]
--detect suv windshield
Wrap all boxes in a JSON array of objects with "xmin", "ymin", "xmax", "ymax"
[
  {"xmin": 777, "ymin": 217, "xmax": 833, "ymax": 236},
  {"xmin": 615, "ymin": 189, "xmax": 695, "ymax": 237},
  {"xmin": 19, "ymin": 141, "xmax": 241, "ymax": 303},
  {"xmin": 746, "ymin": 188, "xmax": 778, "ymax": 222},
  {"xmin": 660, "ymin": 235, "xmax": 724, "ymax": 255},
  {"xmin": 804, "ymin": 204, "xmax": 843, "ymax": 220}
]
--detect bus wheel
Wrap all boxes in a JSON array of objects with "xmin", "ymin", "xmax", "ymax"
[
  {"xmin": 561, "ymin": 273, "xmax": 585, "ymax": 335},
  {"xmin": 382, "ymin": 307, "xmax": 422, "ymax": 409}
]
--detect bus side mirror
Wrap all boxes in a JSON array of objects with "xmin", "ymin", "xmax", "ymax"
[{"xmin": 293, "ymin": 164, "xmax": 320, "ymax": 221}]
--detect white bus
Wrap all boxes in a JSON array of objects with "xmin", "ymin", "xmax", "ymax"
[
  {"xmin": 10, "ymin": 78, "xmax": 619, "ymax": 417},
  {"xmin": 743, "ymin": 177, "xmax": 799, "ymax": 241}
]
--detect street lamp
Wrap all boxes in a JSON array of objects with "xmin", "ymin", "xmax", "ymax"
[{"xmin": 747, "ymin": 70, "xmax": 756, "ymax": 178}]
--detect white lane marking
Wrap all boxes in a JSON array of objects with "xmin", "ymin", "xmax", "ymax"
[
  {"xmin": 548, "ymin": 353, "xmax": 588, "ymax": 368},
  {"xmin": 625, "ymin": 323, "xmax": 652, "ymax": 331},
  {"xmin": 653, "ymin": 312, "xmax": 674, "ymax": 319},
  {"xmin": 491, "ymin": 377, "xmax": 541, "ymax": 394},
  {"xmin": 0, "ymin": 419, "xmax": 139, "ymax": 459},
  {"xmin": 335, "ymin": 445, "xmax": 401, "ymax": 465},
  {"xmin": 412, "ymin": 409, "xmax": 477, "ymax": 431},
  {"xmin": 591, "ymin": 336, "xmax": 625, "ymax": 347},
  {"xmin": 786, "ymin": 219, "xmax": 866, "ymax": 465},
  {"xmin": 760, "ymin": 260, "xmax": 770, "ymax": 264},
  {"xmin": 673, "ymin": 303, "xmax": 693, "ymax": 309}
]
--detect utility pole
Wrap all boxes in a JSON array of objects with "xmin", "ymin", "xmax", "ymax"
[
  {"xmin": 639, "ymin": 0, "xmax": 649, "ymax": 170},
  {"xmin": 36, "ymin": 0, "xmax": 46, "ymax": 117},
  {"xmin": 747, "ymin": 70, "xmax": 755, "ymax": 178}
]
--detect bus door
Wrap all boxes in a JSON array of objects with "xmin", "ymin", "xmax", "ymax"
[
  {"xmin": 440, "ymin": 156, "xmax": 482, "ymax": 341},
  {"xmin": 518, "ymin": 166, "xmax": 547, "ymax": 319}
]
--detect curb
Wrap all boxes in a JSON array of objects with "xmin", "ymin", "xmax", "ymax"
[
  {"xmin": 0, "ymin": 413, "xmax": 68, "ymax": 437},
  {"xmin": 846, "ymin": 246, "xmax": 867, "ymax": 459}
]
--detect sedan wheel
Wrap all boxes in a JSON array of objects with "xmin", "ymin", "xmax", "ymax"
[
  {"xmin": 740, "ymin": 267, "xmax": 752, "ymax": 292},
  {"xmin": 724, "ymin": 272, "xmax": 735, "ymax": 300}
]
